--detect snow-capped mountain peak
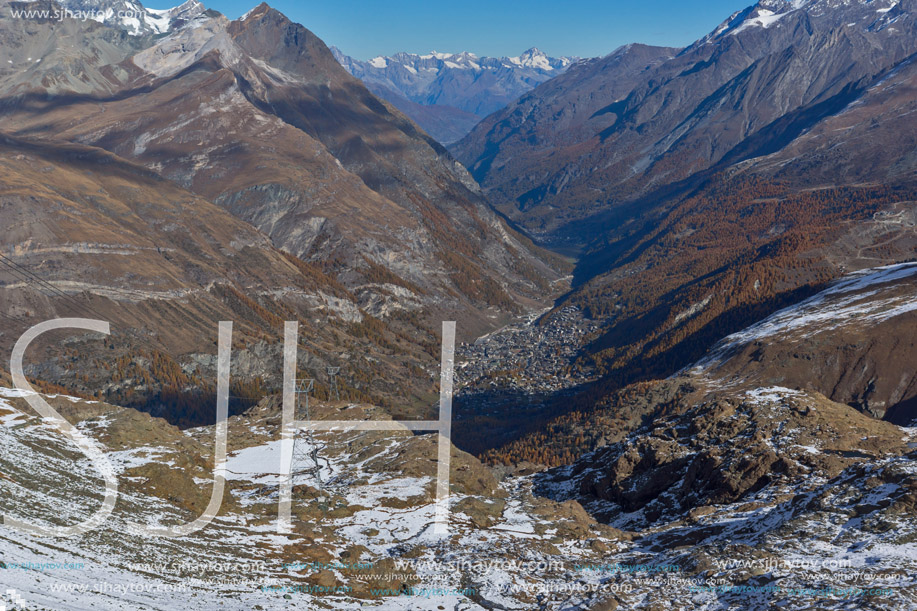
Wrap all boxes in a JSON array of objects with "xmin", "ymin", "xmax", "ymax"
[
  {"xmin": 54, "ymin": 0, "xmax": 207, "ymax": 36},
  {"xmin": 331, "ymin": 46, "xmax": 581, "ymax": 142},
  {"xmin": 704, "ymin": 0, "xmax": 907, "ymax": 41},
  {"xmin": 368, "ymin": 55, "xmax": 388, "ymax": 68},
  {"xmin": 334, "ymin": 47, "xmax": 577, "ymax": 75},
  {"xmin": 508, "ymin": 47, "xmax": 553, "ymax": 70}
]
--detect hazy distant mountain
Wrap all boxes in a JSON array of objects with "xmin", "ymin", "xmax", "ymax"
[{"xmin": 333, "ymin": 47, "xmax": 579, "ymax": 143}]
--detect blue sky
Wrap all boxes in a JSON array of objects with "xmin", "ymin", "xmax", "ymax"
[{"xmin": 194, "ymin": 0, "xmax": 753, "ymax": 60}]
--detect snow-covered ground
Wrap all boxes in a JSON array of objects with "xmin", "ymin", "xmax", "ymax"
[{"xmin": 0, "ymin": 390, "xmax": 618, "ymax": 609}]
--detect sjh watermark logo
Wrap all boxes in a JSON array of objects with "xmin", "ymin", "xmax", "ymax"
[
  {"xmin": 1, "ymin": 319, "xmax": 456, "ymax": 539},
  {"xmin": 0, "ymin": 589, "xmax": 26, "ymax": 611}
]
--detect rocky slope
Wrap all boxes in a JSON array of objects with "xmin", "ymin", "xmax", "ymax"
[
  {"xmin": 544, "ymin": 386, "xmax": 912, "ymax": 528},
  {"xmin": 690, "ymin": 263, "xmax": 917, "ymax": 423},
  {"xmin": 334, "ymin": 47, "xmax": 578, "ymax": 143},
  {"xmin": 0, "ymin": 384, "xmax": 627, "ymax": 610},
  {"xmin": 535, "ymin": 382, "xmax": 917, "ymax": 610},
  {"xmin": 0, "ymin": 133, "xmax": 444, "ymax": 423},
  {"xmin": 2, "ymin": 364, "xmax": 915, "ymax": 609}
]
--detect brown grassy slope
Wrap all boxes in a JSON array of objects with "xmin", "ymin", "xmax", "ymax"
[{"xmin": 0, "ymin": 136, "xmax": 441, "ymax": 425}]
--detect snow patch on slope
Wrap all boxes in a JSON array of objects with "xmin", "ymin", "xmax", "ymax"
[{"xmin": 692, "ymin": 263, "xmax": 917, "ymax": 371}]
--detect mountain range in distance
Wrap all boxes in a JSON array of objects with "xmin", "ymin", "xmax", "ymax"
[{"xmin": 333, "ymin": 46, "xmax": 578, "ymax": 143}]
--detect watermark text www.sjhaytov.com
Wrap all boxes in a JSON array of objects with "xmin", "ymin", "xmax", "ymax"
[{"xmin": 8, "ymin": 7, "xmax": 143, "ymax": 22}]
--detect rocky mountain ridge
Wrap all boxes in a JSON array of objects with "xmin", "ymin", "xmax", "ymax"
[
  {"xmin": 29, "ymin": 0, "xmax": 208, "ymax": 36},
  {"xmin": 454, "ymin": 0, "xmax": 917, "ymax": 241}
]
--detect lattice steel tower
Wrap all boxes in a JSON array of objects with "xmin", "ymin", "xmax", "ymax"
[
  {"xmin": 327, "ymin": 366, "xmax": 340, "ymax": 401},
  {"xmin": 290, "ymin": 378, "xmax": 323, "ymax": 486}
]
